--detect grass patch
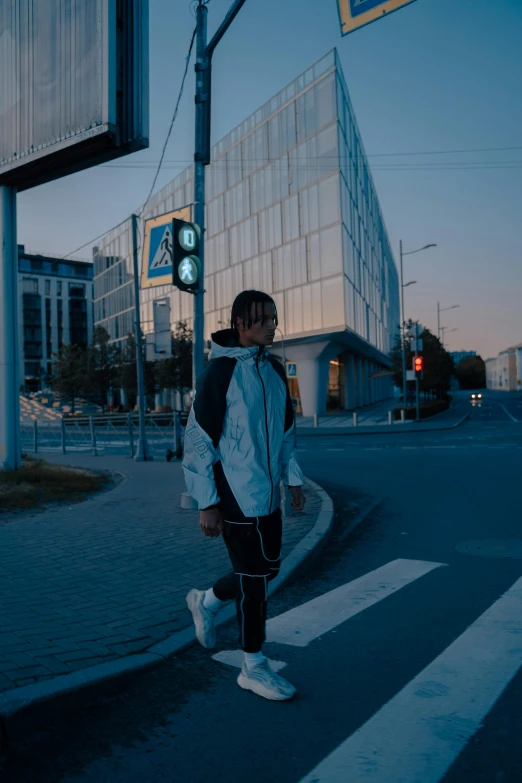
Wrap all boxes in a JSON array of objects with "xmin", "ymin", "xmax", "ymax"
[{"xmin": 0, "ymin": 459, "xmax": 111, "ymax": 514}]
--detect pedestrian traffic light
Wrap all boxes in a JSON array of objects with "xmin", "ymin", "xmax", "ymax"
[
  {"xmin": 414, "ymin": 356, "xmax": 424, "ymax": 377},
  {"xmin": 172, "ymin": 219, "xmax": 201, "ymax": 293}
]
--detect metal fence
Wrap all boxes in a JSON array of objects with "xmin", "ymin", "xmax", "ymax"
[{"xmin": 21, "ymin": 413, "xmax": 184, "ymax": 459}]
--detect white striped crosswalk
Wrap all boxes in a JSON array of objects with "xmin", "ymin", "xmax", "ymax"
[
  {"xmin": 266, "ymin": 559, "xmax": 445, "ymax": 647},
  {"xmin": 297, "ymin": 572, "xmax": 522, "ymax": 783},
  {"xmin": 212, "ymin": 557, "xmax": 522, "ymax": 782}
]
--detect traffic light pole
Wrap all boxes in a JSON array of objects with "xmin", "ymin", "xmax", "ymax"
[
  {"xmin": 414, "ymin": 321, "xmax": 420, "ymax": 422},
  {"xmin": 193, "ymin": 0, "xmax": 248, "ymax": 388},
  {"xmin": 192, "ymin": 2, "xmax": 208, "ymax": 389},
  {"xmin": 399, "ymin": 240, "xmax": 408, "ymax": 407}
]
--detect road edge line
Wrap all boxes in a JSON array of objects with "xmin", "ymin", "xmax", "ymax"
[
  {"xmin": 496, "ymin": 402, "xmax": 519, "ymax": 423},
  {"xmin": 296, "ymin": 411, "xmax": 470, "ymax": 437}
]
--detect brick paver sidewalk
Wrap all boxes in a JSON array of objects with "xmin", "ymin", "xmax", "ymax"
[{"xmin": 0, "ymin": 454, "xmax": 321, "ymax": 694}]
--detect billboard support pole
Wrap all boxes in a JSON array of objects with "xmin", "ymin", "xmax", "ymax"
[
  {"xmin": 0, "ymin": 186, "xmax": 21, "ymax": 471},
  {"xmin": 131, "ymin": 213, "xmax": 152, "ymax": 461}
]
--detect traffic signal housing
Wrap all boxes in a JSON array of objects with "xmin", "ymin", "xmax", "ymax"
[
  {"xmin": 414, "ymin": 356, "xmax": 424, "ymax": 378},
  {"xmin": 172, "ymin": 219, "xmax": 201, "ymax": 293}
]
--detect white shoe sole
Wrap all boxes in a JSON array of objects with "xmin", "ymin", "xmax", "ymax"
[
  {"xmin": 186, "ymin": 589, "xmax": 216, "ymax": 649},
  {"xmin": 237, "ymin": 672, "xmax": 296, "ymax": 701}
]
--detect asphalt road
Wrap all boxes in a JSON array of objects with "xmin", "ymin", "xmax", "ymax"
[{"xmin": 2, "ymin": 391, "xmax": 522, "ymax": 783}]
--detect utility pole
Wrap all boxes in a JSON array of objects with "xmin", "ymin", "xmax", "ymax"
[
  {"xmin": 0, "ymin": 186, "xmax": 21, "ymax": 471},
  {"xmin": 131, "ymin": 213, "xmax": 152, "ymax": 461},
  {"xmin": 192, "ymin": 0, "xmax": 248, "ymax": 385},
  {"xmin": 437, "ymin": 301, "xmax": 440, "ymax": 341}
]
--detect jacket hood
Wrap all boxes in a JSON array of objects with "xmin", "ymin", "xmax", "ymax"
[{"xmin": 210, "ymin": 329, "xmax": 267, "ymax": 361}]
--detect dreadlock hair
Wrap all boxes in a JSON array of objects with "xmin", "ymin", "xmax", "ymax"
[{"xmin": 230, "ymin": 290, "xmax": 278, "ymax": 333}]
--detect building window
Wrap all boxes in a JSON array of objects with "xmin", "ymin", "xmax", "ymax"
[
  {"xmin": 45, "ymin": 279, "xmax": 51, "ymax": 295},
  {"xmin": 57, "ymin": 281, "xmax": 62, "ymax": 296},
  {"xmin": 57, "ymin": 299, "xmax": 63, "ymax": 349},
  {"xmin": 22, "ymin": 277, "xmax": 38, "ymax": 293},
  {"xmin": 45, "ymin": 298, "xmax": 52, "ymax": 358},
  {"xmin": 69, "ymin": 296, "xmax": 88, "ymax": 348},
  {"xmin": 69, "ymin": 283, "xmax": 86, "ymax": 298}
]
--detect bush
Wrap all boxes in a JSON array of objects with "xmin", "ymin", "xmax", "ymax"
[
  {"xmin": 394, "ymin": 396, "xmax": 451, "ymax": 421},
  {"xmin": 0, "ymin": 459, "xmax": 111, "ymax": 513}
]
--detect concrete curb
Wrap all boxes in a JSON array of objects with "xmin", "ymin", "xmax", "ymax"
[
  {"xmin": 0, "ymin": 477, "xmax": 334, "ymax": 741},
  {"xmin": 296, "ymin": 412, "xmax": 470, "ymax": 437}
]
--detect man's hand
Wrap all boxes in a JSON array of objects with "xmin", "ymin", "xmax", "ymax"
[
  {"xmin": 289, "ymin": 486, "xmax": 306, "ymax": 512},
  {"xmin": 200, "ymin": 507, "xmax": 224, "ymax": 538}
]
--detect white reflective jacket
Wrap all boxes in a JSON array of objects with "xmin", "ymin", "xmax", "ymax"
[{"xmin": 183, "ymin": 329, "xmax": 304, "ymax": 520}]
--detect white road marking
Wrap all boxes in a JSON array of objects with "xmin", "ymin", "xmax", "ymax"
[
  {"xmin": 267, "ymin": 559, "xmax": 445, "ymax": 647},
  {"xmin": 400, "ymin": 446, "xmax": 418, "ymax": 450},
  {"xmin": 212, "ymin": 650, "xmax": 287, "ymax": 671},
  {"xmin": 298, "ymin": 574, "xmax": 522, "ymax": 783},
  {"xmin": 496, "ymin": 402, "xmax": 518, "ymax": 422},
  {"xmin": 326, "ymin": 448, "xmax": 344, "ymax": 452}
]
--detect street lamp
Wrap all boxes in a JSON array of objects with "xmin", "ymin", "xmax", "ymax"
[
  {"xmin": 441, "ymin": 326, "xmax": 458, "ymax": 347},
  {"xmin": 437, "ymin": 303, "xmax": 459, "ymax": 340},
  {"xmin": 399, "ymin": 241, "xmax": 437, "ymax": 404}
]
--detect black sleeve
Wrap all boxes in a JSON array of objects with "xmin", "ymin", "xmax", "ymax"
[
  {"xmin": 193, "ymin": 358, "xmax": 237, "ymax": 448},
  {"xmin": 268, "ymin": 356, "xmax": 294, "ymax": 433}
]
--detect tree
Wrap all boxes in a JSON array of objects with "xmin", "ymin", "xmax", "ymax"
[
  {"xmin": 390, "ymin": 321, "xmax": 454, "ymax": 401},
  {"xmin": 88, "ymin": 326, "xmax": 117, "ymax": 411},
  {"xmin": 154, "ymin": 322, "xmax": 193, "ymax": 400},
  {"xmin": 454, "ymin": 356, "xmax": 486, "ymax": 390},
  {"xmin": 51, "ymin": 344, "xmax": 89, "ymax": 413}
]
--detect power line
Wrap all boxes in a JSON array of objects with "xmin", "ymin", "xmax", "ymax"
[
  {"xmin": 98, "ymin": 159, "xmax": 522, "ymax": 173},
  {"xmin": 62, "ymin": 217, "xmax": 130, "ymax": 260},
  {"xmin": 61, "ymin": 25, "xmax": 197, "ymax": 260},
  {"xmin": 101, "ymin": 143, "xmax": 522, "ymax": 169},
  {"xmin": 138, "ymin": 26, "xmax": 197, "ymax": 217}
]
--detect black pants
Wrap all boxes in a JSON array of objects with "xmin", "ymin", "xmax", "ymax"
[{"xmin": 213, "ymin": 509, "xmax": 282, "ymax": 654}]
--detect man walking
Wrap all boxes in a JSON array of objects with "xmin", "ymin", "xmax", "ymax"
[{"xmin": 183, "ymin": 290, "xmax": 306, "ymax": 701}]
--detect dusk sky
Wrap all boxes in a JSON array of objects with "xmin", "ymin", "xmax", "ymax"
[{"xmin": 17, "ymin": 0, "xmax": 522, "ymax": 360}]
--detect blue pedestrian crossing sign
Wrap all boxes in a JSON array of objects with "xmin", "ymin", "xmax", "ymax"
[
  {"xmin": 338, "ymin": 0, "xmax": 417, "ymax": 36},
  {"xmin": 286, "ymin": 362, "xmax": 298, "ymax": 379},
  {"xmin": 141, "ymin": 206, "xmax": 191, "ymax": 289}
]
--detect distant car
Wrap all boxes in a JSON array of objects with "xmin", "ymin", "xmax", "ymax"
[{"xmin": 470, "ymin": 392, "xmax": 483, "ymax": 402}]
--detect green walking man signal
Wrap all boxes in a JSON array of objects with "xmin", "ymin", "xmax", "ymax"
[{"xmin": 172, "ymin": 219, "xmax": 201, "ymax": 294}]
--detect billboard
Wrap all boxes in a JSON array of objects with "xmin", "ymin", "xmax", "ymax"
[
  {"xmin": 0, "ymin": 0, "xmax": 149, "ymax": 191},
  {"xmin": 338, "ymin": 0, "xmax": 417, "ymax": 36}
]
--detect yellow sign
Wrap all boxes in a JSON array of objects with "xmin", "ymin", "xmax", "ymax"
[
  {"xmin": 338, "ymin": 0, "xmax": 417, "ymax": 36},
  {"xmin": 141, "ymin": 206, "xmax": 191, "ymax": 289}
]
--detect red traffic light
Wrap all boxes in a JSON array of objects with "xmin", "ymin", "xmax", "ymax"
[{"xmin": 414, "ymin": 357, "xmax": 424, "ymax": 373}]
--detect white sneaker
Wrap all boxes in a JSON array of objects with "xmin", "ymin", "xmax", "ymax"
[
  {"xmin": 186, "ymin": 589, "xmax": 217, "ymax": 649},
  {"xmin": 237, "ymin": 659, "xmax": 296, "ymax": 701}
]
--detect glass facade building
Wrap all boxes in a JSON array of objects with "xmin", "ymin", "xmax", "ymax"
[
  {"xmin": 18, "ymin": 246, "xmax": 94, "ymax": 391},
  {"xmin": 93, "ymin": 49, "xmax": 400, "ymax": 415}
]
